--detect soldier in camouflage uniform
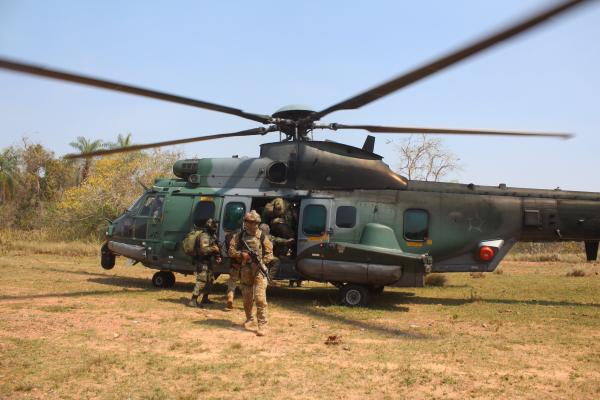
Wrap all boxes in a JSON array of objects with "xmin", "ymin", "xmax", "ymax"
[
  {"xmin": 262, "ymin": 198, "xmax": 296, "ymax": 235},
  {"xmin": 228, "ymin": 210, "xmax": 273, "ymax": 336},
  {"xmin": 188, "ymin": 219, "xmax": 222, "ymax": 307},
  {"xmin": 259, "ymin": 223, "xmax": 293, "ymax": 279},
  {"xmin": 224, "ymin": 232, "xmax": 240, "ymax": 311},
  {"xmin": 262, "ymin": 197, "xmax": 296, "ymax": 255}
]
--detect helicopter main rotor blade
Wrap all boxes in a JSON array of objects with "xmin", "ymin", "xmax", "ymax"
[
  {"xmin": 309, "ymin": 0, "xmax": 590, "ymax": 122},
  {"xmin": 64, "ymin": 126, "xmax": 277, "ymax": 159},
  {"xmin": 319, "ymin": 123, "xmax": 574, "ymax": 139},
  {"xmin": 0, "ymin": 57, "xmax": 272, "ymax": 124}
]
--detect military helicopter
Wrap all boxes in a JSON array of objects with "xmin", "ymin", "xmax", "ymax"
[{"xmin": 1, "ymin": 0, "xmax": 598, "ymax": 306}]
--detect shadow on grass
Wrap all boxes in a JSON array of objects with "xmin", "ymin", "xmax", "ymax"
[
  {"xmin": 30, "ymin": 265, "xmax": 111, "ymax": 279},
  {"xmin": 0, "ymin": 289, "xmax": 130, "ymax": 301},
  {"xmin": 264, "ymin": 286, "xmax": 426, "ymax": 339},
  {"xmin": 193, "ymin": 318, "xmax": 241, "ymax": 330},
  {"xmin": 398, "ymin": 295, "xmax": 600, "ymax": 308}
]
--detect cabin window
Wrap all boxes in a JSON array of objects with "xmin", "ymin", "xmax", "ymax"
[
  {"xmin": 223, "ymin": 202, "xmax": 246, "ymax": 231},
  {"xmin": 193, "ymin": 200, "xmax": 215, "ymax": 227},
  {"xmin": 336, "ymin": 206, "xmax": 357, "ymax": 228},
  {"xmin": 138, "ymin": 195, "xmax": 164, "ymax": 219},
  {"xmin": 302, "ymin": 205, "xmax": 327, "ymax": 236},
  {"xmin": 404, "ymin": 209, "xmax": 429, "ymax": 241}
]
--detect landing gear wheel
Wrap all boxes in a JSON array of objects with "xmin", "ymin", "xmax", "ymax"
[
  {"xmin": 369, "ymin": 285, "xmax": 385, "ymax": 295},
  {"xmin": 152, "ymin": 271, "xmax": 175, "ymax": 288},
  {"xmin": 340, "ymin": 284, "xmax": 370, "ymax": 307},
  {"xmin": 164, "ymin": 271, "xmax": 176, "ymax": 288},
  {"xmin": 100, "ymin": 243, "xmax": 115, "ymax": 270}
]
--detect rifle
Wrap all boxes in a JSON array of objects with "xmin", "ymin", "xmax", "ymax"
[{"xmin": 240, "ymin": 239, "xmax": 271, "ymax": 283}]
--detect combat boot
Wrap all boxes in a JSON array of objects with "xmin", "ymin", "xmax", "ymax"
[
  {"xmin": 243, "ymin": 318, "xmax": 255, "ymax": 331},
  {"xmin": 256, "ymin": 325, "xmax": 267, "ymax": 337},
  {"xmin": 224, "ymin": 291, "xmax": 234, "ymax": 311},
  {"xmin": 187, "ymin": 295, "xmax": 199, "ymax": 307},
  {"xmin": 199, "ymin": 294, "xmax": 214, "ymax": 305}
]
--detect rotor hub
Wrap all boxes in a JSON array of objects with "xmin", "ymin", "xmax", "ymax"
[{"xmin": 271, "ymin": 104, "xmax": 316, "ymax": 121}]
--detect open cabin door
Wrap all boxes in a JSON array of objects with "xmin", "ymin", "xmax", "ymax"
[{"xmin": 297, "ymin": 198, "xmax": 333, "ymax": 256}]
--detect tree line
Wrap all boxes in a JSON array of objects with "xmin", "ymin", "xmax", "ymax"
[
  {"xmin": 0, "ymin": 134, "xmax": 179, "ymax": 240},
  {"xmin": 0, "ymin": 133, "xmax": 460, "ymax": 241}
]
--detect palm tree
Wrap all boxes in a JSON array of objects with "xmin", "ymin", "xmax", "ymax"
[
  {"xmin": 116, "ymin": 133, "xmax": 132, "ymax": 148},
  {"xmin": 0, "ymin": 148, "xmax": 18, "ymax": 203},
  {"xmin": 107, "ymin": 133, "xmax": 133, "ymax": 149},
  {"xmin": 69, "ymin": 136, "xmax": 105, "ymax": 183}
]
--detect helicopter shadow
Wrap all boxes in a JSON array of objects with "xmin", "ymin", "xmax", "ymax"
[
  {"xmin": 264, "ymin": 285, "xmax": 427, "ymax": 339},
  {"xmin": 401, "ymin": 295, "xmax": 600, "ymax": 309}
]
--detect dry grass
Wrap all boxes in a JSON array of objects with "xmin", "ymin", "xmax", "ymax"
[
  {"xmin": 0, "ymin": 229, "xmax": 99, "ymax": 257},
  {"xmin": 1, "ymin": 244, "xmax": 600, "ymax": 399},
  {"xmin": 424, "ymin": 273, "xmax": 447, "ymax": 287},
  {"xmin": 567, "ymin": 268, "xmax": 587, "ymax": 277},
  {"xmin": 506, "ymin": 242, "xmax": 585, "ymax": 263}
]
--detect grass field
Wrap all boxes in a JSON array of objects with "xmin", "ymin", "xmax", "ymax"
[{"xmin": 1, "ymin": 247, "xmax": 600, "ymax": 399}]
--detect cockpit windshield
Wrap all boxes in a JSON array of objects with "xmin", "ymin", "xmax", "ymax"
[{"xmin": 127, "ymin": 195, "xmax": 146, "ymax": 212}]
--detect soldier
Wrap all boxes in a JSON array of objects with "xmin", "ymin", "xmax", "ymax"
[
  {"xmin": 224, "ymin": 232, "xmax": 240, "ymax": 311},
  {"xmin": 259, "ymin": 223, "xmax": 293, "ymax": 279},
  {"xmin": 188, "ymin": 219, "xmax": 222, "ymax": 307},
  {"xmin": 228, "ymin": 210, "xmax": 274, "ymax": 336},
  {"xmin": 262, "ymin": 197, "xmax": 297, "ymax": 256}
]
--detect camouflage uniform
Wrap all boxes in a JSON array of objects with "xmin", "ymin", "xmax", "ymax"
[
  {"xmin": 224, "ymin": 258, "xmax": 240, "ymax": 310},
  {"xmin": 259, "ymin": 223, "xmax": 288, "ymax": 279},
  {"xmin": 228, "ymin": 211, "xmax": 273, "ymax": 336},
  {"xmin": 188, "ymin": 220, "xmax": 221, "ymax": 307},
  {"xmin": 262, "ymin": 198, "xmax": 296, "ymax": 238}
]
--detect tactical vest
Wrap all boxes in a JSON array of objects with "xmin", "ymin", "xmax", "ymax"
[{"xmin": 236, "ymin": 230, "xmax": 267, "ymax": 258}]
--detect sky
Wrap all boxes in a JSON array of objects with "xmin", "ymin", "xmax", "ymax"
[{"xmin": 1, "ymin": 0, "xmax": 599, "ymax": 191}]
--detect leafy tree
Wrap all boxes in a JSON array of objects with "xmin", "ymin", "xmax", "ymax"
[
  {"xmin": 69, "ymin": 136, "xmax": 105, "ymax": 183},
  {"xmin": 12, "ymin": 140, "xmax": 76, "ymax": 229},
  {"xmin": 0, "ymin": 147, "xmax": 18, "ymax": 202},
  {"xmin": 55, "ymin": 149, "xmax": 180, "ymax": 239}
]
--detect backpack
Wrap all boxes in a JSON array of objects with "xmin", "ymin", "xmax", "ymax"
[{"xmin": 182, "ymin": 230, "xmax": 202, "ymax": 256}]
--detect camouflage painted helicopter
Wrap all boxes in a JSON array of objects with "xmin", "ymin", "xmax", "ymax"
[{"xmin": 1, "ymin": 0, "xmax": 598, "ymax": 305}]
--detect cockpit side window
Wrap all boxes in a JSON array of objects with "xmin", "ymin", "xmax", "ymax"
[{"xmin": 139, "ymin": 195, "xmax": 165, "ymax": 219}]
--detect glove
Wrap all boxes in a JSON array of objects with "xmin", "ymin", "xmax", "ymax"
[{"xmin": 241, "ymin": 251, "xmax": 252, "ymax": 264}]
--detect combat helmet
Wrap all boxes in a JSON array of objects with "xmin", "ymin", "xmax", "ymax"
[
  {"xmin": 244, "ymin": 210, "xmax": 261, "ymax": 223},
  {"xmin": 205, "ymin": 218, "xmax": 218, "ymax": 232}
]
